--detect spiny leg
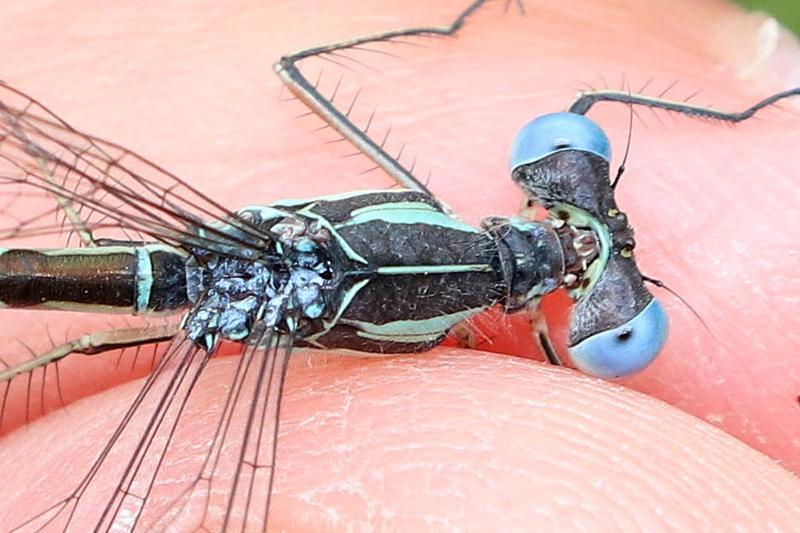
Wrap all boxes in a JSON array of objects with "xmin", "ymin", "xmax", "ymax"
[
  {"xmin": 569, "ymin": 87, "xmax": 800, "ymax": 121},
  {"xmin": 0, "ymin": 324, "xmax": 179, "ymax": 382},
  {"xmin": 526, "ymin": 299, "xmax": 563, "ymax": 367},
  {"xmin": 450, "ymin": 320, "xmax": 494, "ymax": 350},
  {"xmin": 274, "ymin": 0, "xmax": 517, "ymax": 193},
  {"xmin": 3, "ymin": 109, "xmax": 98, "ymax": 246},
  {"xmin": 0, "ymin": 324, "xmax": 179, "ymax": 427},
  {"xmin": 278, "ymin": 2, "xmax": 568, "ymax": 367}
]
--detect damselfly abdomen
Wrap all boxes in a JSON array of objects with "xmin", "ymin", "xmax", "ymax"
[
  {"xmin": 1, "ymin": 0, "xmax": 800, "ymax": 528},
  {"xmin": 0, "ymin": 88, "xmax": 665, "ymax": 529},
  {"xmin": 0, "ymin": 5, "xmax": 667, "ymax": 529}
]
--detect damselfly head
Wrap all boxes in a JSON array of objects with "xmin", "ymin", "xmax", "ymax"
[
  {"xmin": 566, "ymin": 253, "xmax": 668, "ymax": 379},
  {"xmin": 509, "ymin": 112, "xmax": 612, "ymax": 169},
  {"xmin": 508, "ymin": 112, "xmax": 668, "ymax": 378}
]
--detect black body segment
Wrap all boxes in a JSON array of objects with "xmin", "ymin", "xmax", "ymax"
[
  {"xmin": 147, "ymin": 248, "xmax": 191, "ymax": 312},
  {"xmin": 275, "ymin": 190, "xmax": 510, "ymax": 353},
  {"xmin": 0, "ymin": 248, "xmax": 136, "ymax": 309},
  {"xmin": 482, "ymin": 217, "xmax": 565, "ymax": 311},
  {"xmin": 0, "ymin": 245, "xmax": 188, "ymax": 314}
]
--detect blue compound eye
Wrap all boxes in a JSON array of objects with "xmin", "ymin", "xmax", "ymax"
[
  {"xmin": 509, "ymin": 112, "xmax": 612, "ymax": 171},
  {"xmin": 568, "ymin": 298, "xmax": 669, "ymax": 379}
]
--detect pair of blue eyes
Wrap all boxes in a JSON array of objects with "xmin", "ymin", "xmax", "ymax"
[{"xmin": 509, "ymin": 112, "xmax": 669, "ymax": 379}]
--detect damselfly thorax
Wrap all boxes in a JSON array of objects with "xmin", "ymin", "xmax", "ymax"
[
  {"xmin": 0, "ymin": 188, "xmax": 601, "ymax": 357},
  {"xmin": 1, "ymin": 0, "xmax": 798, "ymax": 531},
  {"xmin": 0, "ymin": 91, "xmax": 659, "ymax": 531}
]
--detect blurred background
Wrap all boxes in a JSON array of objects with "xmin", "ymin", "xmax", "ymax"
[{"xmin": 737, "ymin": 0, "xmax": 800, "ymax": 34}]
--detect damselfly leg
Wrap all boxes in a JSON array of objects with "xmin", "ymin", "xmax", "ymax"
[
  {"xmin": 3, "ymin": 3, "xmax": 543, "ymax": 531},
  {"xmin": 276, "ymin": 0, "xmax": 523, "ymax": 196},
  {"xmin": 569, "ymin": 88, "xmax": 800, "ymax": 122},
  {"xmin": 1, "ymin": 2, "xmax": 800, "ymax": 528},
  {"xmin": 275, "ymin": 0, "xmax": 569, "ymax": 366},
  {"xmin": 0, "ymin": 0, "xmax": 530, "ymax": 433},
  {"xmin": 0, "ymin": 77, "xmax": 303, "ymax": 531}
]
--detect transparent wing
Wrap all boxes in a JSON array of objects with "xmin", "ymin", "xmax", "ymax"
[
  {"xmin": 0, "ymin": 81, "xmax": 275, "ymax": 258},
  {"xmin": 11, "ymin": 325, "xmax": 292, "ymax": 532},
  {"xmin": 0, "ymin": 313, "xmax": 181, "ymax": 435},
  {"xmin": 0, "ymin": 79, "xmax": 295, "ymax": 531}
]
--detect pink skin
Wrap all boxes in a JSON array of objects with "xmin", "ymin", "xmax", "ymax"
[{"xmin": 1, "ymin": 0, "xmax": 800, "ymax": 530}]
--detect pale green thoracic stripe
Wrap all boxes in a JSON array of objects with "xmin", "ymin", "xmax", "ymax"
[
  {"xmin": 341, "ymin": 307, "xmax": 485, "ymax": 339},
  {"xmin": 348, "ymin": 200, "xmax": 439, "ymax": 218},
  {"xmin": 340, "ymin": 207, "xmax": 477, "ymax": 234},
  {"xmin": 376, "ymin": 264, "xmax": 492, "ymax": 275},
  {"xmin": 300, "ymin": 278, "xmax": 372, "ymax": 347},
  {"xmin": 271, "ymin": 189, "xmax": 415, "ymax": 208}
]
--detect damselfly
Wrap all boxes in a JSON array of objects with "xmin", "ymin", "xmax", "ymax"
[{"xmin": 1, "ymin": 1, "xmax": 799, "ymax": 531}]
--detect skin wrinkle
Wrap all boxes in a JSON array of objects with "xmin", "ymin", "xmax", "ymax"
[
  {"xmin": 282, "ymin": 350, "xmax": 792, "ymax": 528},
  {"xmin": 1, "ymin": 0, "xmax": 800, "ymax": 530}
]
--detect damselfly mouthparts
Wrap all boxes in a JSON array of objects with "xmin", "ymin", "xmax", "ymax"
[{"xmin": 1, "ymin": 1, "xmax": 800, "ymax": 532}]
